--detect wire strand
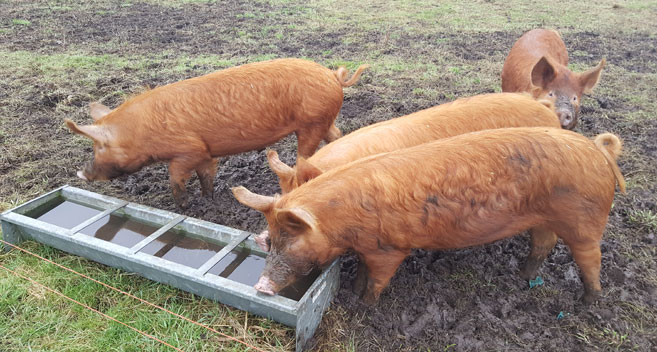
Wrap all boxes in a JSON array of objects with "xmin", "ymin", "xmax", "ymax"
[
  {"xmin": 0, "ymin": 239, "xmax": 266, "ymax": 352},
  {"xmin": 0, "ymin": 263, "xmax": 185, "ymax": 352}
]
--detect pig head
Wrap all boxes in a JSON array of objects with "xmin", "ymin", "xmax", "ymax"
[
  {"xmin": 527, "ymin": 55, "xmax": 605, "ymax": 129},
  {"xmin": 501, "ymin": 29, "xmax": 605, "ymax": 129},
  {"xmin": 65, "ymin": 103, "xmax": 152, "ymax": 181},
  {"xmin": 232, "ymin": 186, "xmax": 342, "ymax": 295}
]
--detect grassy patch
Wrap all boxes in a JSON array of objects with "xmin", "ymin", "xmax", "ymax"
[
  {"xmin": 0, "ymin": 241, "xmax": 293, "ymax": 351},
  {"xmin": 297, "ymin": 0, "xmax": 657, "ymax": 33},
  {"xmin": 11, "ymin": 19, "xmax": 31, "ymax": 26},
  {"xmin": 628, "ymin": 209, "xmax": 657, "ymax": 232}
]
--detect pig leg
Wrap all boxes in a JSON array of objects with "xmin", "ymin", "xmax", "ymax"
[
  {"xmin": 195, "ymin": 157, "xmax": 219, "ymax": 199},
  {"xmin": 352, "ymin": 257, "xmax": 369, "ymax": 297},
  {"xmin": 324, "ymin": 124, "xmax": 342, "ymax": 143},
  {"xmin": 566, "ymin": 241, "xmax": 602, "ymax": 304},
  {"xmin": 360, "ymin": 250, "xmax": 409, "ymax": 305},
  {"xmin": 519, "ymin": 226, "xmax": 558, "ymax": 280},
  {"xmin": 296, "ymin": 125, "xmax": 328, "ymax": 159},
  {"xmin": 169, "ymin": 158, "xmax": 200, "ymax": 208}
]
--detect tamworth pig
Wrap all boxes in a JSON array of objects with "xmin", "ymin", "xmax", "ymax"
[
  {"xmin": 501, "ymin": 29, "xmax": 606, "ymax": 129},
  {"xmin": 254, "ymin": 93, "xmax": 560, "ymax": 251},
  {"xmin": 65, "ymin": 58, "xmax": 369, "ymax": 207},
  {"xmin": 233, "ymin": 127, "xmax": 625, "ymax": 305},
  {"xmin": 270, "ymin": 93, "xmax": 560, "ymax": 194}
]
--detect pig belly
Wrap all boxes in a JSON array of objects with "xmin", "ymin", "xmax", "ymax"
[
  {"xmin": 206, "ymin": 126, "xmax": 294, "ymax": 156},
  {"xmin": 420, "ymin": 213, "xmax": 541, "ymax": 250}
]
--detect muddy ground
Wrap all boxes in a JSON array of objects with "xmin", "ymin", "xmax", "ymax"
[{"xmin": 1, "ymin": 1, "xmax": 656, "ymax": 351}]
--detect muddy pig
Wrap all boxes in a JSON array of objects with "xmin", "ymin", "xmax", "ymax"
[
  {"xmin": 501, "ymin": 29, "xmax": 605, "ymax": 129},
  {"xmin": 233, "ymin": 127, "xmax": 625, "ymax": 305},
  {"xmin": 65, "ymin": 58, "xmax": 369, "ymax": 207},
  {"xmin": 255, "ymin": 93, "xmax": 560, "ymax": 251}
]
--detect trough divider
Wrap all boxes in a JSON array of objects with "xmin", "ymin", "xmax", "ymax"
[
  {"xmin": 130, "ymin": 214, "xmax": 187, "ymax": 254},
  {"xmin": 195, "ymin": 231, "xmax": 252, "ymax": 276},
  {"xmin": 1, "ymin": 185, "xmax": 66, "ymax": 217},
  {"xmin": 67, "ymin": 201, "xmax": 129, "ymax": 235}
]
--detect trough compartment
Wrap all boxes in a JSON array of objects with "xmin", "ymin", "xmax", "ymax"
[{"xmin": 0, "ymin": 185, "xmax": 340, "ymax": 351}]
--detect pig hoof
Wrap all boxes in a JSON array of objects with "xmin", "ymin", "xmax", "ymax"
[
  {"xmin": 254, "ymin": 276, "xmax": 276, "ymax": 296},
  {"xmin": 519, "ymin": 266, "xmax": 537, "ymax": 281},
  {"xmin": 254, "ymin": 231, "xmax": 270, "ymax": 252},
  {"xmin": 519, "ymin": 257, "xmax": 544, "ymax": 280},
  {"xmin": 581, "ymin": 291, "xmax": 600, "ymax": 305},
  {"xmin": 360, "ymin": 290, "xmax": 379, "ymax": 306}
]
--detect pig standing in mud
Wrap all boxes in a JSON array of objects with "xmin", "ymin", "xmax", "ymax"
[
  {"xmin": 254, "ymin": 93, "xmax": 561, "ymax": 251},
  {"xmin": 501, "ymin": 29, "xmax": 606, "ymax": 129},
  {"xmin": 65, "ymin": 58, "xmax": 369, "ymax": 207},
  {"xmin": 233, "ymin": 127, "xmax": 625, "ymax": 305}
]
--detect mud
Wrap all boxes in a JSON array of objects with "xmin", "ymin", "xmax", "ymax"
[{"xmin": 1, "ymin": 1, "xmax": 655, "ymax": 351}]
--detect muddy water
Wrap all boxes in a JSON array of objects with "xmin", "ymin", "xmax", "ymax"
[
  {"xmin": 29, "ymin": 198, "xmax": 102, "ymax": 229},
  {"xmin": 278, "ymin": 268, "xmax": 322, "ymax": 301},
  {"xmin": 138, "ymin": 230, "xmax": 224, "ymax": 269},
  {"xmin": 207, "ymin": 249, "xmax": 266, "ymax": 285},
  {"xmin": 79, "ymin": 214, "xmax": 158, "ymax": 248},
  {"xmin": 208, "ymin": 249, "xmax": 321, "ymax": 301},
  {"xmin": 25, "ymin": 197, "xmax": 320, "ymax": 301}
]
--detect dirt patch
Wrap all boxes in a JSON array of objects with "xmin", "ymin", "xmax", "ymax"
[{"xmin": 1, "ymin": 2, "xmax": 656, "ymax": 351}]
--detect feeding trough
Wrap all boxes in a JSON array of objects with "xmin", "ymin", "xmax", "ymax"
[{"xmin": 0, "ymin": 185, "xmax": 339, "ymax": 351}]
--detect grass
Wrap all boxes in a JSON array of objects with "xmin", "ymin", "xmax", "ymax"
[
  {"xmin": 293, "ymin": 0, "xmax": 657, "ymax": 34},
  {"xmin": 628, "ymin": 209, "xmax": 657, "ymax": 231},
  {"xmin": 0, "ymin": 242, "xmax": 293, "ymax": 351},
  {"xmin": 11, "ymin": 19, "xmax": 31, "ymax": 26}
]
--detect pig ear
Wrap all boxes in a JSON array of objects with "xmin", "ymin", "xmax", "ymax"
[
  {"xmin": 267, "ymin": 150, "xmax": 295, "ymax": 178},
  {"xmin": 89, "ymin": 102, "xmax": 112, "ymax": 121},
  {"xmin": 231, "ymin": 186, "xmax": 275, "ymax": 212},
  {"xmin": 64, "ymin": 119, "xmax": 111, "ymax": 144},
  {"xmin": 579, "ymin": 58, "xmax": 606, "ymax": 94},
  {"xmin": 276, "ymin": 207, "xmax": 316, "ymax": 234},
  {"xmin": 531, "ymin": 56, "xmax": 557, "ymax": 89},
  {"xmin": 296, "ymin": 158, "xmax": 323, "ymax": 185}
]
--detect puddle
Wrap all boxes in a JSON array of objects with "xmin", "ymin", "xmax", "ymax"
[
  {"xmin": 79, "ymin": 214, "xmax": 158, "ymax": 248},
  {"xmin": 139, "ymin": 230, "xmax": 224, "ymax": 269},
  {"xmin": 208, "ymin": 248, "xmax": 321, "ymax": 301},
  {"xmin": 207, "ymin": 249, "xmax": 266, "ymax": 285},
  {"xmin": 28, "ymin": 197, "xmax": 102, "ymax": 229}
]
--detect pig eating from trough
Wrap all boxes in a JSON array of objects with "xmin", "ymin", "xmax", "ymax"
[
  {"xmin": 65, "ymin": 58, "xmax": 369, "ymax": 207},
  {"xmin": 233, "ymin": 127, "xmax": 625, "ymax": 305},
  {"xmin": 501, "ymin": 29, "xmax": 606, "ymax": 129},
  {"xmin": 255, "ymin": 92, "xmax": 561, "ymax": 251}
]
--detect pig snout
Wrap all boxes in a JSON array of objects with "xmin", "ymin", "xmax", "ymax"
[
  {"xmin": 254, "ymin": 230, "xmax": 270, "ymax": 252},
  {"xmin": 76, "ymin": 170, "xmax": 89, "ymax": 181},
  {"xmin": 254, "ymin": 276, "xmax": 277, "ymax": 295},
  {"xmin": 556, "ymin": 109, "xmax": 575, "ymax": 129},
  {"xmin": 76, "ymin": 161, "xmax": 98, "ymax": 181}
]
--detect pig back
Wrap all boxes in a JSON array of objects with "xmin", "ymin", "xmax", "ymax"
[
  {"xmin": 309, "ymin": 93, "xmax": 560, "ymax": 171},
  {"xmin": 107, "ymin": 59, "xmax": 345, "ymax": 157},
  {"xmin": 502, "ymin": 29, "xmax": 569, "ymax": 92},
  {"xmin": 286, "ymin": 127, "xmax": 617, "ymax": 251}
]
